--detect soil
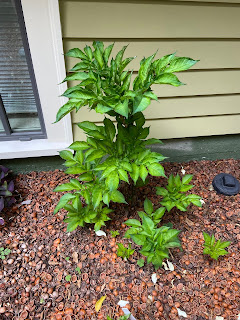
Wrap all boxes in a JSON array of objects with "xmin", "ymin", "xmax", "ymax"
[{"xmin": 0, "ymin": 159, "xmax": 240, "ymax": 320}]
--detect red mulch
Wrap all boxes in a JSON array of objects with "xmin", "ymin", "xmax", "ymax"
[{"xmin": 0, "ymin": 159, "xmax": 240, "ymax": 320}]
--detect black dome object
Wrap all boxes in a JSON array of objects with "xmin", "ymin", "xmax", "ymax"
[{"xmin": 212, "ymin": 173, "xmax": 240, "ymax": 196}]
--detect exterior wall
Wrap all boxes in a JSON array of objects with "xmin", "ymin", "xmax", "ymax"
[{"xmin": 59, "ymin": 0, "xmax": 240, "ymax": 140}]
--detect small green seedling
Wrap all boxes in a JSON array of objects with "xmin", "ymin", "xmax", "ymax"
[
  {"xmin": 40, "ymin": 298, "xmax": 45, "ymax": 304},
  {"xmin": 156, "ymin": 174, "xmax": 202, "ymax": 212},
  {"xmin": 110, "ymin": 230, "xmax": 120, "ymax": 238},
  {"xmin": 139, "ymin": 198, "xmax": 166, "ymax": 226},
  {"xmin": 75, "ymin": 266, "xmax": 81, "ymax": 275},
  {"xmin": 137, "ymin": 258, "xmax": 145, "ymax": 267},
  {"xmin": 65, "ymin": 274, "xmax": 71, "ymax": 282},
  {"xmin": 0, "ymin": 247, "xmax": 11, "ymax": 260},
  {"xmin": 203, "ymin": 232, "xmax": 231, "ymax": 260},
  {"xmin": 107, "ymin": 315, "xmax": 130, "ymax": 320},
  {"xmin": 117, "ymin": 243, "xmax": 135, "ymax": 260},
  {"xmin": 65, "ymin": 256, "xmax": 70, "ymax": 261}
]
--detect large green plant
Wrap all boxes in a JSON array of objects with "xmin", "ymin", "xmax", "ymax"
[{"xmin": 54, "ymin": 41, "xmax": 198, "ymax": 231}]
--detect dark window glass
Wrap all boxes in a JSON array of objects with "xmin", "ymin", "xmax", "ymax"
[{"xmin": 0, "ymin": 0, "xmax": 46, "ymax": 141}]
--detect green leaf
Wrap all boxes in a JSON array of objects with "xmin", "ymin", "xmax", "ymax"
[
  {"xmin": 103, "ymin": 192, "xmax": 110, "ymax": 206},
  {"xmin": 156, "ymin": 187, "xmax": 168, "ymax": 196},
  {"xmin": 70, "ymin": 62, "xmax": 89, "ymax": 71},
  {"xmin": 139, "ymin": 165, "xmax": 148, "ymax": 182},
  {"xmin": 70, "ymin": 179, "xmax": 82, "ymax": 189},
  {"xmin": 74, "ymin": 150, "xmax": 84, "ymax": 164},
  {"xmin": 55, "ymin": 101, "xmax": 76, "ymax": 122},
  {"xmin": 144, "ymin": 198, "xmax": 153, "ymax": 215},
  {"xmin": 106, "ymin": 171, "xmax": 119, "ymax": 191},
  {"xmin": 69, "ymin": 141, "xmax": 89, "ymax": 151},
  {"xmin": 104, "ymin": 118, "xmax": 116, "ymax": 141},
  {"xmin": 96, "ymin": 104, "xmax": 112, "ymax": 114},
  {"xmin": 114, "ymin": 99, "xmax": 129, "ymax": 118},
  {"xmin": 103, "ymin": 43, "xmax": 114, "ymax": 65},
  {"xmin": 78, "ymin": 121, "xmax": 99, "ymax": 133},
  {"xmin": 78, "ymin": 173, "xmax": 93, "ymax": 182},
  {"xmin": 92, "ymin": 187, "xmax": 102, "ymax": 209},
  {"xmin": 155, "ymin": 53, "xmax": 176, "ymax": 73},
  {"xmin": 54, "ymin": 194, "xmax": 76, "ymax": 214},
  {"xmin": 118, "ymin": 169, "xmax": 129, "ymax": 183},
  {"xmin": 110, "ymin": 190, "xmax": 126, "ymax": 203},
  {"xmin": 143, "ymin": 138, "xmax": 163, "ymax": 145},
  {"xmin": 84, "ymin": 45, "xmax": 93, "ymax": 60},
  {"xmin": 54, "ymin": 183, "xmax": 77, "ymax": 192},
  {"xmin": 142, "ymin": 215, "xmax": 155, "ymax": 235},
  {"xmin": 131, "ymin": 234, "xmax": 146, "ymax": 245},
  {"xmin": 115, "ymin": 45, "xmax": 128, "ymax": 67},
  {"xmin": 65, "ymin": 48, "xmax": 87, "ymax": 59},
  {"xmin": 66, "ymin": 89, "xmax": 96, "ymax": 100},
  {"xmin": 59, "ymin": 150, "xmax": 73, "ymax": 161},
  {"xmin": 139, "ymin": 53, "xmax": 155, "ymax": 84},
  {"xmin": 165, "ymin": 57, "xmax": 199, "ymax": 73},
  {"xmin": 63, "ymin": 72, "xmax": 89, "ymax": 82},
  {"xmin": 203, "ymin": 232, "xmax": 211, "ymax": 244},
  {"xmin": 182, "ymin": 174, "xmax": 193, "ymax": 185},
  {"xmin": 143, "ymin": 91, "xmax": 158, "ymax": 101},
  {"xmin": 133, "ymin": 97, "xmax": 151, "ymax": 114},
  {"xmin": 125, "ymin": 219, "xmax": 142, "ymax": 228},
  {"xmin": 154, "ymin": 73, "xmax": 183, "ymax": 86},
  {"xmin": 94, "ymin": 46, "xmax": 104, "ymax": 68},
  {"xmin": 130, "ymin": 164, "xmax": 140, "ymax": 184},
  {"xmin": 87, "ymin": 130, "xmax": 105, "ymax": 139},
  {"xmin": 148, "ymin": 163, "xmax": 165, "ymax": 177},
  {"xmin": 154, "ymin": 207, "xmax": 166, "ymax": 220}
]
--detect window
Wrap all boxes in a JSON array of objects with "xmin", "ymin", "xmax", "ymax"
[
  {"xmin": 0, "ymin": 0, "xmax": 72, "ymax": 159},
  {"xmin": 0, "ymin": 0, "xmax": 46, "ymax": 141}
]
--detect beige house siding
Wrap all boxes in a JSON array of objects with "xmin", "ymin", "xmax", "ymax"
[{"xmin": 59, "ymin": 0, "xmax": 240, "ymax": 140}]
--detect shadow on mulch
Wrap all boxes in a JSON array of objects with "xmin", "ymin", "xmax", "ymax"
[{"xmin": 0, "ymin": 159, "xmax": 240, "ymax": 320}]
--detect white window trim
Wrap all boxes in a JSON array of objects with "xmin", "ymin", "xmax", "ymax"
[{"xmin": 0, "ymin": 0, "xmax": 72, "ymax": 159}]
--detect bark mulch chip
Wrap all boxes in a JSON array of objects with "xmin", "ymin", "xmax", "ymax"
[{"xmin": 0, "ymin": 159, "xmax": 240, "ymax": 320}]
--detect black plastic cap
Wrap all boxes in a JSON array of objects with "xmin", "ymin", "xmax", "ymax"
[{"xmin": 212, "ymin": 173, "xmax": 240, "ymax": 196}]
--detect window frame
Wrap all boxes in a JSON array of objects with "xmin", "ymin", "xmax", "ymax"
[{"xmin": 0, "ymin": 0, "xmax": 72, "ymax": 159}]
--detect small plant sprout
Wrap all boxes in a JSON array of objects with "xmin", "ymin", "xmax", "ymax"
[
  {"xmin": 117, "ymin": 243, "xmax": 135, "ymax": 260},
  {"xmin": 75, "ymin": 266, "xmax": 81, "ymax": 275},
  {"xmin": 107, "ymin": 316, "xmax": 130, "ymax": 320},
  {"xmin": 203, "ymin": 232, "xmax": 231, "ymax": 260},
  {"xmin": 65, "ymin": 256, "xmax": 70, "ymax": 261},
  {"xmin": 140, "ymin": 198, "xmax": 166, "ymax": 225},
  {"xmin": 156, "ymin": 174, "xmax": 202, "ymax": 212},
  {"xmin": 110, "ymin": 230, "xmax": 120, "ymax": 238},
  {"xmin": 125, "ymin": 212, "xmax": 181, "ymax": 269},
  {"xmin": 65, "ymin": 274, "xmax": 71, "ymax": 282},
  {"xmin": 0, "ymin": 247, "xmax": 11, "ymax": 260}
]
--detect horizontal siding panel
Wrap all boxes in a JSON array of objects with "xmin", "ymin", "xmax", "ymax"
[
  {"xmin": 64, "ymin": 40, "xmax": 240, "ymax": 70},
  {"xmin": 72, "ymin": 95, "xmax": 240, "ymax": 123},
  {"xmin": 69, "ymin": 70, "xmax": 240, "ymax": 99},
  {"xmin": 73, "ymin": 115, "xmax": 240, "ymax": 140},
  {"xmin": 60, "ymin": 2, "xmax": 240, "ymax": 38}
]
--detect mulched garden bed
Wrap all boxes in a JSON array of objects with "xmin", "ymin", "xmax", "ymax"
[{"xmin": 0, "ymin": 159, "xmax": 240, "ymax": 320}]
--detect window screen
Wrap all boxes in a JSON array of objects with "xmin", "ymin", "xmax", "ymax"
[{"xmin": 0, "ymin": 0, "xmax": 46, "ymax": 141}]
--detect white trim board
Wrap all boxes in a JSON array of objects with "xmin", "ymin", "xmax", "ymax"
[{"xmin": 0, "ymin": 0, "xmax": 72, "ymax": 159}]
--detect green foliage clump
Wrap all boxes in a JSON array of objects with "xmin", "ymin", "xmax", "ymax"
[
  {"xmin": 54, "ymin": 41, "xmax": 199, "ymax": 232},
  {"xmin": 117, "ymin": 243, "xmax": 135, "ymax": 260},
  {"xmin": 156, "ymin": 174, "xmax": 202, "ymax": 212},
  {"xmin": 110, "ymin": 230, "xmax": 120, "ymax": 238},
  {"xmin": 203, "ymin": 232, "xmax": 231, "ymax": 260},
  {"xmin": 0, "ymin": 247, "xmax": 11, "ymax": 260},
  {"xmin": 125, "ymin": 211, "xmax": 181, "ymax": 269}
]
